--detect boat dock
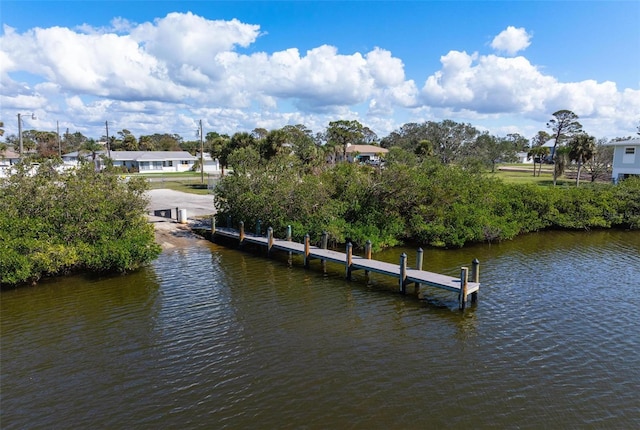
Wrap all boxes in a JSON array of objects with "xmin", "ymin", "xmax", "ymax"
[{"xmin": 211, "ymin": 220, "xmax": 480, "ymax": 310}]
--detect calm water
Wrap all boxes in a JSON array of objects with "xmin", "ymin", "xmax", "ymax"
[{"xmin": 1, "ymin": 230, "xmax": 639, "ymax": 429}]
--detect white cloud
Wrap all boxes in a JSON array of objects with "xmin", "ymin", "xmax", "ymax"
[
  {"xmin": 1, "ymin": 14, "xmax": 637, "ymax": 141},
  {"xmin": 491, "ymin": 26, "xmax": 532, "ymax": 56}
]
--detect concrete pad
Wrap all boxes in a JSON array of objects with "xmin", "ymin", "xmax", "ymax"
[{"xmin": 146, "ymin": 189, "xmax": 216, "ymax": 218}]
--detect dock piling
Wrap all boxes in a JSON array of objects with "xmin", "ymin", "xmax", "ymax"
[
  {"xmin": 400, "ymin": 253, "xmax": 408, "ymax": 294},
  {"xmin": 211, "ymin": 215, "xmax": 216, "ymax": 234},
  {"xmin": 304, "ymin": 234, "xmax": 310, "ymax": 268},
  {"xmin": 459, "ymin": 267, "xmax": 469, "ymax": 310},
  {"xmin": 256, "ymin": 220, "xmax": 261, "ymax": 236},
  {"xmin": 267, "ymin": 227, "xmax": 274, "ymax": 255},
  {"xmin": 471, "ymin": 259, "xmax": 480, "ymax": 303},
  {"xmin": 321, "ymin": 231, "xmax": 328, "ymax": 271},
  {"xmin": 364, "ymin": 240, "xmax": 372, "ymax": 276},
  {"xmin": 239, "ymin": 221, "xmax": 245, "ymax": 244},
  {"xmin": 415, "ymin": 248, "xmax": 424, "ymax": 292},
  {"xmin": 346, "ymin": 242, "xmax": 353, "ymax": 280}
]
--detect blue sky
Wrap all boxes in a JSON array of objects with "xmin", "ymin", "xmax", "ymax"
[{"xmin": 2, "ymin": 1, "xmax": 639, "ymax": 142}]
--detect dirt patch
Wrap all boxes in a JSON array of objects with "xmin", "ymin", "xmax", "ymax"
[{"xmin": 148, "ymin": 216, "xmax": 209, "ymax": 250}]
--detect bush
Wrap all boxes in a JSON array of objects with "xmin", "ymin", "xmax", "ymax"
[
  {"xmin": 214, "ymin": 155, "xmax": 640, "ymax": 250},
  {"xmin": 0, "ymin": 161, "xmax": 161, "ymax": 286}
]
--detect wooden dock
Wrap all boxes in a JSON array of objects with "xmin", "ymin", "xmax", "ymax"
[{"xmin": 211, "ymin": 221, "xmax": 480, "ymax": 310}]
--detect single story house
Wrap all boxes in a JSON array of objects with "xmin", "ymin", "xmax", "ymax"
[
  {"xmin": 63, "ymin": 150, "xmax": 201, "ymax": 173},
  {"xmin": 516, "ymin": 151, "xmax": 533, "ymax": 164},
  {"xmin": 605, "ymin": 138, "xmax": 640, "ymax": 183},
  {"xmin": 345, "ymin": 144, "xmax": 389, "ymax": 164},
  {"xmin": 0, "ymin": 149, "xmax": 21, "ymax": 178}
]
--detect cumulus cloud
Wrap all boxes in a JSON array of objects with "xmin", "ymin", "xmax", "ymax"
[
  {"xmin": 0, "ymin": 14, "xmax": 637, "ymax": 140},
  {"xmin": 491, "ymin": 26, "xmax": 532, "ymax": 56}
]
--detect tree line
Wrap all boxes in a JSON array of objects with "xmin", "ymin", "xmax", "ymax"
[
  {"xmin": 4, "ymin": 112, "xmax": 636, "ymax": 185},
  {"xmin": 214, "ymin": 150, "xmax": 640, "ymax": 251}
]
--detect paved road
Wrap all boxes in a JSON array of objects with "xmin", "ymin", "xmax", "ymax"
[{"xmin": 146, "ymin": 189, "xmax": 216, "ymax": 218}]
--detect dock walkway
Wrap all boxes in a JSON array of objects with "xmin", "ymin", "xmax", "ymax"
[{"xmin": 213, "ymin": 223, "xmax": 479, "ymax": 310}]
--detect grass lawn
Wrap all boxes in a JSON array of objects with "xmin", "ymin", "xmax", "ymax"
[
  {"xmin": 489, "ymin": 164, "xmax": 575, "ymax": 186},
  {"xmin": 122, "ymin": 171, "xmax": 219, "ymax": 195},
  {"xmin": 147, "ymin": 179, "xmax": 212, "ymax": 195}
]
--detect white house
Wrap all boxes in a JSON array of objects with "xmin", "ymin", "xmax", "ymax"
[
  {"xmin": 63, "ymin": 150, "xmax": 202, "ymax": 173},
  {"xmin": 606, "ymin": 138, "xmax": 640, "ymax": 183},
  {"xmin": 0, "ymin": 149, "xmax": 21, "ymax": 178},
  {"xmin": 345, "ymin": 144, "xmax": 389, "ymax": 164}
]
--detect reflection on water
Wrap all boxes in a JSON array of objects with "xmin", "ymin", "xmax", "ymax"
[{"xmin": 1, "ymin": 230, "xmax": 639, "ymax": 429}]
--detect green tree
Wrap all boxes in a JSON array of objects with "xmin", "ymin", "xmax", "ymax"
[
  {"xmin": 547, "ymin": 110, "xmax": 582, "ymax": 185},
  {"xmin": 325, "ymin": 120, "xmax": 366, "ymax": 161},
  {"xmin": 81, "ymin": 138, "xmax": 104, "ymax": 170},
  {"xmin": 209, "ymin": 133, "xmax": 231, "ymax": 175},
  {"xmin": 281, "ymin": 124, "xmax": 320, "ymax": 166},
  {"xmin": 62, "ymin": 130, "xmax": 88, "ymax": 153},
  {"xmin": 34, "ymin": 131, "xmax": 60, "ymax": 158},
  {"xmin": 584, "ymin": 138, "xmax": 613, "ymax": 182},
  {"xmin": 568, "ymin": 133, "xmax": 596, "ymax": 186},
  {"xmin": 471, "ymin": 133, "xmax": 517, "ymax": 172},
  {"xmin": 426, "ymin": 120, "xmax": 479, "ymax": 165},
  {"xmin": 527, "ymin": 145, "xmax": 550, "ymax": 177}
]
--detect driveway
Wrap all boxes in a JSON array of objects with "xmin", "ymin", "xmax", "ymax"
[{"xmin": 146, "ymin": 189, "xmax": 216, "ymax": 218}]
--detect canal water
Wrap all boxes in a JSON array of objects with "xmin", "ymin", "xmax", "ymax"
[{"xmin": 2, "ymin": 230, "xmax": 639, "ymax": 429}]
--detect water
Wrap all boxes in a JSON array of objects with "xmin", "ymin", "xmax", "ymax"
[{"xmin": 2, "ymin": 230, "xmax": 639, "ymax": 429}]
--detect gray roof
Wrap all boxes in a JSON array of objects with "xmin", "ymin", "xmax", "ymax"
[{"xmin": 604, "ymin": 138, "xmax": 640, "ymax": 146}]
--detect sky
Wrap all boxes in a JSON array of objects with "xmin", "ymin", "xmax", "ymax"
[{"xmin": 1, "ymin": 0, "xmax": 639, "ymax": 143}]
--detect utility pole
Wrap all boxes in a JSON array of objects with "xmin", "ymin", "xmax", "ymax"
[
  {"xmin": 17, "ymin": 112, "xmax": 36, "ymax": 157},
  {"xmin": 18, "ymin": 113, "xmax": 23, "ymax": 156},
  {"xmin": 199, "ymin": 119, "xmax": 204, "ymax": 184},
  {"xmin": 105, "ymin": 121, "xmax": 111, "ymax": 158},
  {"xmin": 57, "ymin": 121, "xmax": 61, "ymax": 157}
]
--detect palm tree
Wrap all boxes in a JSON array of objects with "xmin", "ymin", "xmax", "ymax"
[
  {"xmin": 568, "ymin": 134, "xmax": 596, "ymax": 186},
  {"xmin": 81, "ymin": 139, "xmax": 103, "ymax": 170}
]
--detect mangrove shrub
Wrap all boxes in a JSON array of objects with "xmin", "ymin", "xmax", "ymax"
[{"xmin": 0, "ymin": 161, "xmax": 161, "ymax": 286}]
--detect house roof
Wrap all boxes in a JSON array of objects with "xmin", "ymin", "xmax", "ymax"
[
  {"xmin": 345, "ymin": 144, "xmax": 389, "ymax": 154},
  {"xmin": 604, "ymin": 138, "xmax": 640, "ymax": 146}
]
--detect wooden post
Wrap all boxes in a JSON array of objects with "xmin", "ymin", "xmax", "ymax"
[
  {"xmin": 399, "ymin": 253, "xmax": 407, "ymax": 294},
  {"xmin": 256, "ymin": 219, "xmax": 261, "ymax": 236},
  {"xmin": 176, "ymin": 207, "xmax": 179, "ymax": 221},
  {"xmin": 415, "ymin": 248, "xmax": 424, "ymax": 292},
  {"xmin": 267, "ymin": 227, "xmax": 274, "ymax": 256},
  {"xmin": 304, "ymin": 234, "xmax": 310, "ymax": 268},
  {"xmin": 226, "ymin": 214, "xmax": 231, "ymax": 228},
  {"xmin": 346, "ymin": 242, "xmax": 353, "ymax": 280},
  {"xmin": 471, "ymin": 258, "xmax": 480, "ymax": 303},
  {"xmin": 459, "ymin": 267, "xmax": 469, "ymax": 310},
  {"xmin": 211, "ymin": 215, "xmax": 216, "ymax": 234},
  {"xmin": 321, "ymin": 231, "xmax": 328, "ymax": 271},
  {"xmin": 364, "ymin": 240, "xmax": 372, "ymax": 276},
  {"xmin": 239, "ymin": 221, "xmax": 245, "ymax": 244},
  {"xmin": 286, "ymin": 225, "xmax": 292, "ymax": 264}
]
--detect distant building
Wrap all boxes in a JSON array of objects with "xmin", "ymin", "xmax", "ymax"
[
  {"xmin": 62, "ymin": 150, "xmax": 215, "ymax": 173},
  {"xmin": 344, "ymin": 144, "xmax": 389, "ymax": 164},
  {"xmin": 605, "ymin": 138, "xmax": 640, "ymax": 183},
  {"xmin": 0, "ymin": 149, "xmax": 21, "ymax": 177}
]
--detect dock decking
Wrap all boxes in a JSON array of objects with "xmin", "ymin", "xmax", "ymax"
[{"xmin": 211, "ymin": 221, "xmax": 480, "ymax": 310}]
